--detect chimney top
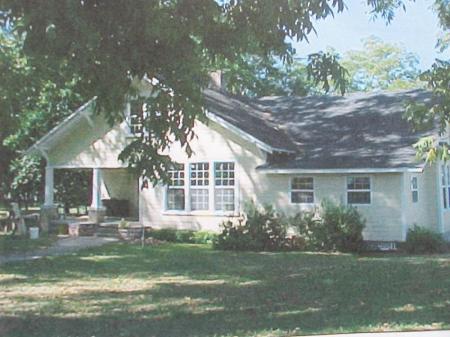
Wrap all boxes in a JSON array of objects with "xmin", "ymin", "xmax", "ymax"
[{"xmin": 208, "ymin": 70, "xmax": 223, "ymax": 90}]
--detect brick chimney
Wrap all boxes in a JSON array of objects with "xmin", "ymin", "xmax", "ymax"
[{"xmin": 208, "ymin": 70, "xmax": 223, "ymax": 90}]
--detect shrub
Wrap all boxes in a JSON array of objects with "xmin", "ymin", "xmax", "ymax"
[
  {"xmin": 290, "ymin": 200, "xmax": 365, "ymax": 253},
  {"xmin": 403, "ymin": 226, "xmax": 447, "ymax": 254},
  {"xmin": 149, "ymin": 228, "xmax": 177, "ymax": 242},
  {"xmin": 214, "ymin": 202, "xmax": 288, "ymax": 251},
  {"xmin": 193, "ymin": 231, "xmax": 218, "ymax": 244},
  {"xmin": 148, "ymin": 228, "xmax": 217, "ymax": 244},
  {"xmin": 175, "ymin": 230, "xmax": 195, "ymax": 243}
]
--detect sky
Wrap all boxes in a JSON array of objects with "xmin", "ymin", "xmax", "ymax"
[{"xmin": 293, "ymin": 0, "xmax": 450, "ymax": 70}]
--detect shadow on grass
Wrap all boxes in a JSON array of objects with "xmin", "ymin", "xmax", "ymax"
[{"xmin": 1, "ymin": 243, "xmax": 450, "ymax": 337}]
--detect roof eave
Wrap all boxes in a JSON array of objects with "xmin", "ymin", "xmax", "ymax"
[
  {"xmin": 24, "ymin": 97, "xmax": 97, "ymax": 157},
  {"xmin": 256, "ymin": 167, "xmax": 425, "ymax": 174}
]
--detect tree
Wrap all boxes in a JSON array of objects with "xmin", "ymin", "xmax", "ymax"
[
  {"xmin": 341, "ymin": 36, "xmax": 423, "ymax": 92},
  {"xmin": 219, "ymin": 51, "xmax": 347, "ymax": 97},
  {"xmin": 0, "ymin": 28, "xmax": 87, "ymax": 207},
  {"xmin": 403, "ymin": 0, "xmax": 450, "ymax": 164},
  {"xmin": 0, "ymin": 0, "xmax": 412, "ymax": 185}
]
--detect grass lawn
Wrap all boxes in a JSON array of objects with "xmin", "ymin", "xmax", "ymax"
[
  {"xmin": 0, "ymin": 235, "xmax": 57, "ymax": 256},
  {"xmin": 0, "ymin": 243, "xmax": 449, "ymax": 337}
]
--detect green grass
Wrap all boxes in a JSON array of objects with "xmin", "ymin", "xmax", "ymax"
[
  {"xmin": 0, "ymin": 243, "xmax": 449, "ymax": 337},
  {"xmin": 0, "ymin": 235, "xmax": 57, "ymax": 255}
]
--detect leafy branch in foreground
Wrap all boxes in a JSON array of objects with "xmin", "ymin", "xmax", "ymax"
[{"xmin": 0, "ymin": 0, "xmax": 412, "ymax": 184}]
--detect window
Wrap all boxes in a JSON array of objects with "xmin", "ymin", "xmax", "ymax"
[
  {"xmin": 411, "ymin": 176, "xmax": 419, "ymax": 203},
  {"xmin": 164, "ymin": 161, "xmax": 237, "ymax": 214},
  {"xmin": 190, "ymin": 162, "xmax": 209, "ymax": 210},
  {"xmin": 214, "ymin": 162, "xmax": 235, "ymax": 211},
  {"xmin": 166, "ymin": 164, "xmax": 185, "ymax": 210},
  {"xmin": 441, "ymin": 164, "xmax": 450, "ymax": 209},
  {"xmin": 128, "ymin": 99, "xmax": 145, "ymax": 135},
  {"xmin": 291, "ymin": 177, "xmax": 314, "ymax": 204},
  {"xmin": 347, "ymin": 177, "xmax": 371, "ymax": 204}
]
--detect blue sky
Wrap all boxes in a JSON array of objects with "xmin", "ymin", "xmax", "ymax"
[{"xmin": 293, "ymin": 0, "xmax": 449, "ymax": 70}]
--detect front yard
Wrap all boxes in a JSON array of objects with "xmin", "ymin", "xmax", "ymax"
[{"xmin": 1, "ymin": 243, "xmax": 449, "ymax": 337}]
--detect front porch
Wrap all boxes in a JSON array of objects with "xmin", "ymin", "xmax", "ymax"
[{"xmin": 41, "ymin": 167, "xmax": 140, "ymax": 231}]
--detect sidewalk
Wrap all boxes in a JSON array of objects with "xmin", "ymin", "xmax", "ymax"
[
  {"xmin": 304, "ymin": 331, "xmax": 450, "ymax": 337},
  {"xmin": 0, "ymin": 236, "xmax": 118, "ymax": 265}
]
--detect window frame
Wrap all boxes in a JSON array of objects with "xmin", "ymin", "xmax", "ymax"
[
  {"xmin": 163, "ymin": 160, "xmax": 238, "ymax": 216},
  {"xmin": 214, "ymin": 162, "xmax": 237, "ymax": 212},
  {"xmin": 165, "ymin": 163, "xmax": 186, "ymax": 212},
  {"xmin": 125, "ymin": 98, "xmax": 147, "ymax": 137},
  {"xmin": 189, "ymin": 162, "xmax": 210, "ymax": 212},
  {"xmin": 411, "ymin": 176, "xmax": 419, "ymax": 203},
  {"xmin": 441, "ymin": 164, "xmax": 450, "ymax": 210},
  {"xmin": 346, "ymin": 176, "xmax": 372, "ymax": 205},
  {"xmin": 290, "ymin": 176, "xmax": 315, "ymax": 205}
]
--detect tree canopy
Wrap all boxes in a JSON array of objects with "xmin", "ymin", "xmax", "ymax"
[
  {"xmin": 341, "ymin": 36, "xmax": 423, "ymax": 92},
  {"xmin": 0, "ymin": 0, "xmax": 442, "ymax": 189}
]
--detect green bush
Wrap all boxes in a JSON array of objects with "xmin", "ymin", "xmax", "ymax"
[
  {"xmin": 193, "ymin": 231, "xmax": 218, "ymax": 244},
  {"xmin": 214, "ymin": 202, "xmax": 288, "ymax": 251},
  {"xmin": 403, "ymin": 226, "xmax": 447, "ymax": 254},
  {"xmin": 290, "ymin": 200, "xmax": 365, "ymax": 253},
  {"xmin": 148, "ymin": 228, "xmax": 217, "ymax": 244},
  {"xmin": 175, "ymin": 230, "xmax": 195, "ymax": 243},
  {"xmin": 149, "ymin": 228, "xmax": 177, "ymax": 242}
]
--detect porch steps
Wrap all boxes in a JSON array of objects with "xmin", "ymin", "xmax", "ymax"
[{"xmin": 96, "ymin": 223, "xmax": 120, "ymax": 238}]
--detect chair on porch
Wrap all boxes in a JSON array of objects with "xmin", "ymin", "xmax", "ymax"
[{"xmin": 9, "ymin": 202, "xmax": 39, "ymax": 235}]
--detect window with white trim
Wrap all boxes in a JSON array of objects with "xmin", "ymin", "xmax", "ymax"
[
  {"xmin": 190, "ymin": 162, "xmax": 210, "ymax": 211},
  {"xmin": 214, "ymin": 162, "xmax": 235, "ymax": 211},
  {"xmin": 166, "ymin": 164, "xmax": 185, "ymax": 210},
  {"xmin": 291, "ymin": 177, "xmax": 314, "ymax": 204},
  {"xmin": 127, "ymin": 99, "xmax": 145, "ymax": 135},
  {"xmin": 164, "ymin": 161, "xmax": 237, "ymax": 214},
  {"xmin": 347, "ymin": 177, "xmax": 371, "ymax": 204},
  {"xmin": 441, "ymin": 164, "xmax": 450, "ymax": 209},
  {"xmin": 411, "ymin": 176, "xmax": 419, "ymax": 203}
]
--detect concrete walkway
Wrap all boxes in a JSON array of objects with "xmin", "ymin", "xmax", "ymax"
[
  {"xmin": 305, "ymin": 331, "xmax": 450, "ymax": 337},
  {"xmin": 0, "ymin": 236, "xmax": 118, "ymax": 265}
]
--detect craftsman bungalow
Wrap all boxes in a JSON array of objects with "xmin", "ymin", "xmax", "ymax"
[{"xmin": 28, "ymin": 78, "xmax": 450, "ymax": 244}]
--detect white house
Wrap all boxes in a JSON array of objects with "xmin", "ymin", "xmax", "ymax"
[{"xmin": 27, "ymin": 80, "xmax": 450, "ymax": 244}]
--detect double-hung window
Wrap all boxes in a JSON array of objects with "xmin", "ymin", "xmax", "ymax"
[
  {"xmin": 190, "ymin": 162, "xmax": 210, "ymax": 211},
  {"xmin": 127, "ymin": 99, "xmax": 145, "ymax": 135},
  {"xmin": 411, "ymin": 176, "xmax": 419, "ymax": 203},
  {"xmin": 291, "ymin": 177, "xmax": 314, "ymax": 204},
  {"xmin": 441, "ymin": 164, "xmax": 450, "ymax": 209},
  {"xmin": 347, "ymin": 177, "xmax": 371, "ymax": 204},
  {"xmin": 166, "ymin": 164, "xmax": 185, "ymax": 211},
  {"xmin": 214, "ymin": 162, "xmax": 235, "ymax": 211},
  {"xmin": 164, "ymin": 161, "xmax": 236, "ymax": 214}
]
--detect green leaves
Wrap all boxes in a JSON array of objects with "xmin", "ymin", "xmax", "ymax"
[
  {"xmin": 307, "ymin": 51, "xmax": 349, "ymax": 95},
  {"xmin": 341, "ymin": 36, "xmax": 423, "ymax": 92}
]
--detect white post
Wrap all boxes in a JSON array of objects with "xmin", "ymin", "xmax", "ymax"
[
  {"xmin": 91, "ymin": 168, "xmax": 103, "ymax": 209},
  {"xmin": 44, "ymin": 166, "xmax": 54, "ymax": 206}
]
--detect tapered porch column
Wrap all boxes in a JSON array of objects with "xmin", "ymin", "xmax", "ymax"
[
  {"xmin": 44, "ymin": 166, "xmax": 54, "ymax": 206},
  {"xmin": 88, "ymin": 168, "xmax": 106, "ymax": 223},
  {"xmin": 40, "ymin": 166, "xmax": 58, "ymax": 232}
]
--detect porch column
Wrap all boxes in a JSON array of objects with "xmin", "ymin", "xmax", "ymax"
[
  {"xmin": 40, "ymin": 166, "xmax": 57, "ymax": 232},
  {"xmin": 44, "ymin": 166, "xmax": 54, "ymax": 206},
  {"xmin": 88, "ymin": 168, "xmax": 106, "ymax": 223}
]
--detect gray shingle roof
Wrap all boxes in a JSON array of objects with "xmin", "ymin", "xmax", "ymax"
[
  {"xmin": 206, "ymin": 89, "xmax": 435, "ymax": 170},
  {"xmin": 203, "ymin": 89, "xmax": 297, "ymax": 152}
]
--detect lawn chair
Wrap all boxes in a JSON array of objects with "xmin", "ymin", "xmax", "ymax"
[{"xmin": 10, "ymin": 202, "xmax": 39, "ymax": 235}]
